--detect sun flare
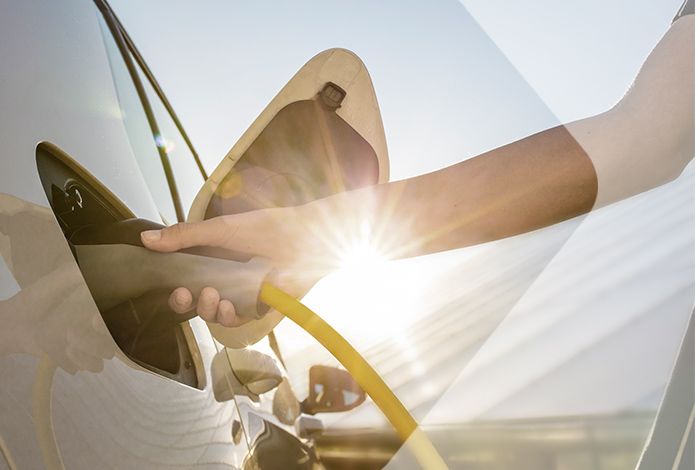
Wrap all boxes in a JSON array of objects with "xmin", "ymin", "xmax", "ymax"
[{"xmin": 336, "ymin": 220, "xmax": 387, "ymax": 273}]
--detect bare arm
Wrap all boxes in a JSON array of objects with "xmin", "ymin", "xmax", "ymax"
[
  {"xmin": 573, "ymin": 14, "xmax": 694, "ymax": 208},
  {"xmin": 313, "ymin": 124, "xmax": 597, "ymax": 259},
  {"xmin": 283, "ymin": 15, "xmax": 694, "ymax": 259},
  {"xmin": 141, "ymin": 16, "xmax": 694, "ymax": 322}
]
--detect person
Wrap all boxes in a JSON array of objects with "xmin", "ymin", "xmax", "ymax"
[{"xmin": 141, "ymin": 3, "xmax": 694, "ymax": 328}]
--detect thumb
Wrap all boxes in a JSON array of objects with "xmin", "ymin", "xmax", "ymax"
[{"xmin": 141, "ymin": 219, "xmax": 225, "ymax": 252}]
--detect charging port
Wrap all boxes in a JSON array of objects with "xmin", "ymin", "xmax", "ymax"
[{"xmin": 36, "ymin": 143, "xmax": 201, "ymax": 388}]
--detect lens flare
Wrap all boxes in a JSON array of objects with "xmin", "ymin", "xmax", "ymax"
[{"xmin": 337, "ymin": 220, "xmax": 386, "ymax": 273}]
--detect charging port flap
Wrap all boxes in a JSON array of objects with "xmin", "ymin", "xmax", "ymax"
[{"xmin": 189, "ymin": 48, "xmax": 390, "ymax": 349}]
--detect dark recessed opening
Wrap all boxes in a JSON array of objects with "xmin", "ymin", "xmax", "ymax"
[
  {"xmin": 205, "ymin": 98, "xmax": 379, "ymax": 219},
  {"xmin": 36, "ymin": 142, "xmax": 200, "ymax": 388}
]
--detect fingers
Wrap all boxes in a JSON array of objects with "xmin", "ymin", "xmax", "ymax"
[
  {"xmin": 197, "ymin": 287, "xmax": 220, "ymax": 322},
  {"xmin": 140, "ymin": 210, "xmax": 281, "ymax": 256},
  {"xmin": 168, "ymin": 286, "xmax": 247, "ymax": 327},
  {"xmin": 216, "ymin": 299, "xmax": 241, "ymax": 327},
  {"xmin": 141, "ymin": 218, "xmax": 226, "ymax": 252},
  {"xmin": 168, "ymin": 287, "xmax": 193, "ymax": 314}
]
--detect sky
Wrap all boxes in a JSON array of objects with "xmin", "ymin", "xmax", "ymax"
[
  {"xmin": 109, "ymin": 0, "xmax": 693, "ymax": 427},
  {"xmin": 111, "ymin": 0, "xmax": 681, "ymax": 180}
]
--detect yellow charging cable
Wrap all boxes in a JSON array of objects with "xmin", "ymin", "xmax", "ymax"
[{"xmin": 259, "ymin": 283, "xmax": 447, "ymax": 470}]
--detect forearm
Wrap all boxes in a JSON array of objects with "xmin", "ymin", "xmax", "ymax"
[
  {"xmin": 408, "ymin": 125, "xmax": 597, "ymax": 256},
  {"xmin": 299, "ymin": 17, "xmax": 693, "ymax": 260},
  {"xmin": 303, "ymin": 124, "xmax": 597, "ymax": 259}
]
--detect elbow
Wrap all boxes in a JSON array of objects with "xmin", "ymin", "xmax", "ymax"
[{"xmin": 585, "ymin": 103, "xmax": 693, "ymax": 207}]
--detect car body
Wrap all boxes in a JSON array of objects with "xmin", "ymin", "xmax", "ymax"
[
  {"xmin": 0, "ymin": 1, "xmax": 377, "ymax": 468},
  {"xmin": 0, "ymin": 1, "xmax": 694, "ymax": 469}
]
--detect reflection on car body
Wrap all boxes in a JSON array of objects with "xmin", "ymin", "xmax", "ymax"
[
  {"xmin": 0, "ymin": 0, "xmax": 693, "ymax": 469},
  {"xmin": 0, "ymin": 0, "xmax": 370, "ymax": 468}
]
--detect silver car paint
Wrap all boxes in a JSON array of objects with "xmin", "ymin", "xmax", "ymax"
[{"xmin": 0, "ymin": 1, "xmax": 249, "ymax": 468}]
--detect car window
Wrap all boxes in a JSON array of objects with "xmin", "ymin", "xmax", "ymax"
[
  {"xmin": 131, "ymin": 61, "xmax": 205, "ymax": 217},
  {"xmin": 98, "ymin": 14, "xmax": 178, "ymax": 224},
  {"xmin": 99, "ymin": 14, "xmax": 205, "ymax": 224}
]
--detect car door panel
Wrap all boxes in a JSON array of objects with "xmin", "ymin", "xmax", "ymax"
[{"xmin": 0, "ymin": 0, "xmax": 247, "ymax": 468}]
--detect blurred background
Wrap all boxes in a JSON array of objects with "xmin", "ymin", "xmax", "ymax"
[{"xmin": 110, "ymin": 1, "xmax": 694, "ymax": 468}]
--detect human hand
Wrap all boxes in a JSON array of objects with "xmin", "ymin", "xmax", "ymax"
[{"xmin": 140, "ymin": 205, "xmax": 334, "ymax": 327}]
